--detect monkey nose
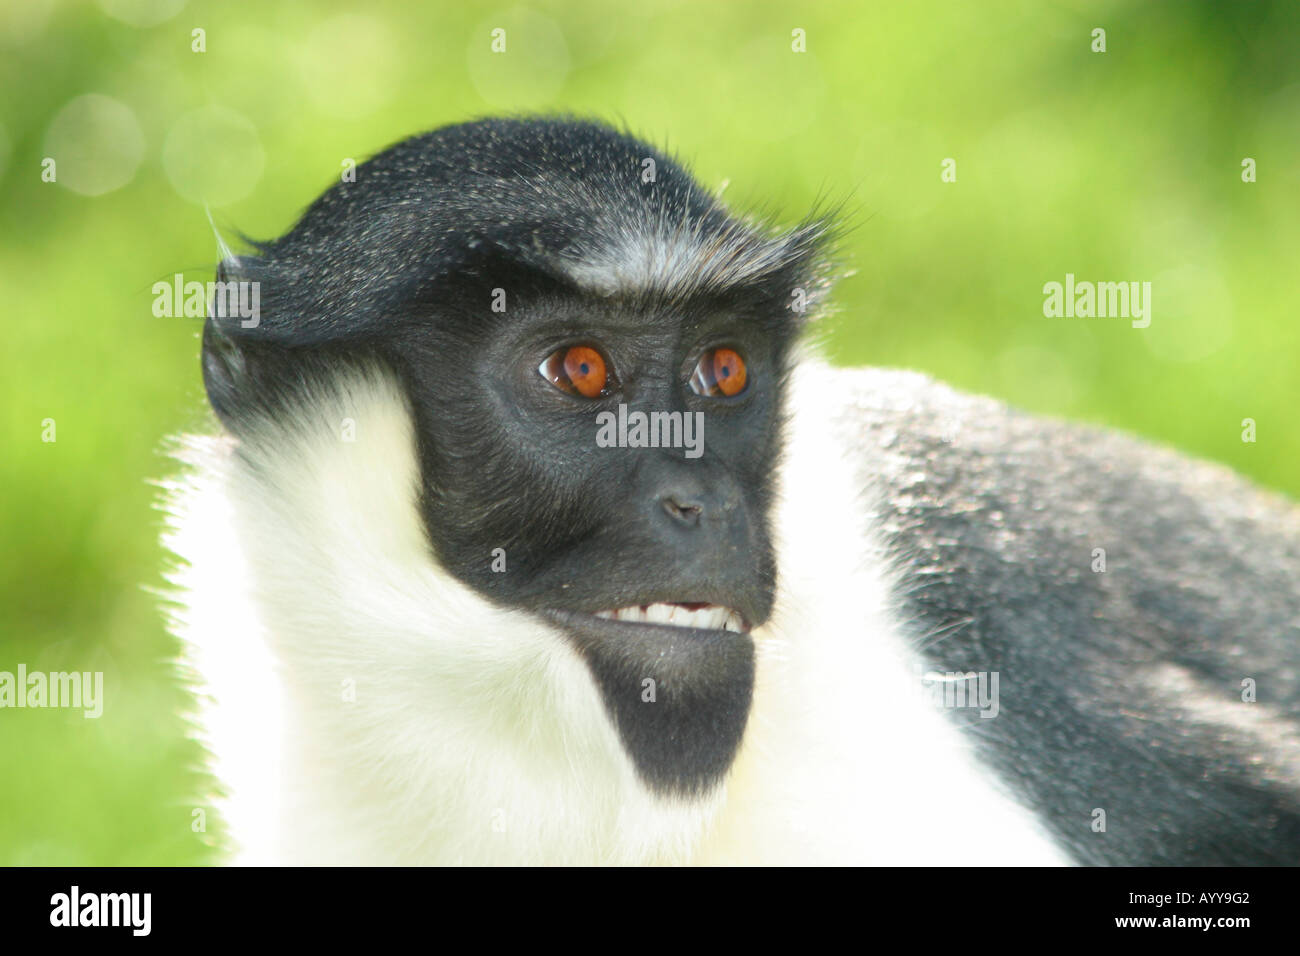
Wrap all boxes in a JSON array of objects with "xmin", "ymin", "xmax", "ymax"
[{"xmin": 661, "ymin": 495, "xmax": 704, "ymax": 526}]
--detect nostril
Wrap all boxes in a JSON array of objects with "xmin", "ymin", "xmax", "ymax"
[{"xmin": 662, "ymin": 496, "xmax": 703, "ymax": 525}]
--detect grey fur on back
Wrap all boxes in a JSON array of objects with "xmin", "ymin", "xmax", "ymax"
[{"xmin": 832, "ymin": 366, "xmax": 1300, "ymax": 865}]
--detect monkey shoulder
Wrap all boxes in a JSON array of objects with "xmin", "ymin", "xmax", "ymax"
[{"xmin": 824, "ymin": 365, "xmax": 1300, "ymax": 864}]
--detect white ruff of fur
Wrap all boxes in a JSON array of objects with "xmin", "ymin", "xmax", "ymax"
[{"xmin": 160, "ymin": 360, "xmax": 1068, "ymax": 865}]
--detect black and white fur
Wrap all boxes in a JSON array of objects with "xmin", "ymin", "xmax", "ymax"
[{"xmin": 163, "ymin": 117, "xmax": 1300, "ymax": 865}]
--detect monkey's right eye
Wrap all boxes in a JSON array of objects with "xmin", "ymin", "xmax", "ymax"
[{"xmin": 538, "ymin": 345, "xmax": 613, "ymax": 398}]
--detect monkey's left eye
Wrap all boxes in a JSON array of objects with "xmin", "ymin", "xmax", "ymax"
[
  {"xmin": 689, "ymin": 347, "xmax": 748, "ymax": 397},
  {"xmin": 539, "ymin": 345, "xmax": 613, "ymax": 398}
]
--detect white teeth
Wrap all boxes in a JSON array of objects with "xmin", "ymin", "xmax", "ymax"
[
  {"xmin": 595, "ymin": 603, "xmax": 744, "ymax": 632},
  {"xmin": 645, "ymin": 603, "xmax": 673, "ymax": 625}
]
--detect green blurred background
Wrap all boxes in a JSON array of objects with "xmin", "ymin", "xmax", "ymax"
[{"xmin": 1, "ymin": 0, "xmax": 1296, "ymax": 864}]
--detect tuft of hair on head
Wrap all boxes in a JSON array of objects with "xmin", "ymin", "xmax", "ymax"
[{"xmin": 205, "ymin": 203, "xmax": 242, "ymax": 273}]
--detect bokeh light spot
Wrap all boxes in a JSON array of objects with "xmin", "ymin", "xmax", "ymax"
[
  {"xmin": 1143, "ymin": 265, "xmax": 1234, "ymax": 364},
  {"xmin": 43, "ymin": 94, "xmax": 146, "ymax": 197},
  {"xmin": 162, "ymin": 106, "xmax": 265, "ymax": 206}
]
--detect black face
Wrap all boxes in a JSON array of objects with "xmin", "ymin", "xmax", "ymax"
[{"xmin": 201, "ymin": 117, "xmax": 831, "ymax": 796}]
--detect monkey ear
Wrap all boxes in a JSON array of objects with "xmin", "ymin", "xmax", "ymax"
[
  {"xmin": 201, "ymin": 254, "xmax": 294, "ymax": 431},
  {"xmin": 201, "ymin": 251, "xmax": 378, "ymax": 434},
  {"xmin": 201, "ymin": 297, "xmax": 258, "ymax": 433},
  {"xmin": 202, "ymin": 211, "xmax": 275, "ymax": 346},
  {"xmin": 204, "ymin": 254, "xmax": 275, "ymax": 342}
]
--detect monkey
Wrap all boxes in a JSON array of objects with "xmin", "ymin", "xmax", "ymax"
[{"xmin": 161, "ymin": 116, "xmax": 1300, "ymax": 865}]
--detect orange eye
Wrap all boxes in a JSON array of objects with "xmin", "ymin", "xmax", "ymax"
[
  {"xmin": 689, "ymin": 347, "xmax": 747, "ymax": 397},
  {"xmin": 539, "ymin": 345, "xmax": 611, "ymax": 398}
]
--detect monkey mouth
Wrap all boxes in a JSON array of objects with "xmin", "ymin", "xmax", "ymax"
[
  {"xmin": 541, "ymin": 603, "xmax": 757, "ymax": 795},
  {"xmin": 591, "ymin": 602, "xmax": 749, "ymax": 633}
]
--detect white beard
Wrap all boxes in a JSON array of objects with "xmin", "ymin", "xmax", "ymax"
[{"xmin": 160, "ymin": 358, "xmax": 1069, "ymax": 865}]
